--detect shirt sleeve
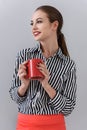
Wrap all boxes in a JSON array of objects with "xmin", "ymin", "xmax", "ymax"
[
  {"xmin": 9, "ymin": 49, "xmax": 29, "ymax": 104},
  {"xmin": 48, "ymin": 63, "xmax": 77, "ymax": 116}
]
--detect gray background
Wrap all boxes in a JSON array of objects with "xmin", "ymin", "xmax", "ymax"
[{"xmin": 0, "ymin": 0, "xmax": 87, "ymax": 130}]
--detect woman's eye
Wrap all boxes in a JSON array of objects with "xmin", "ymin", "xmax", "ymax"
[
  {"xmin": 30, "ymin": 22, "xmax": 33, "ymax": 26},
  {"xmin": 30, "ymin": 20, "xmax": 43, "ymax": 26},
  {"xmin": 37, "ymin": 20, "xmax": 43, "ymax": 24}
]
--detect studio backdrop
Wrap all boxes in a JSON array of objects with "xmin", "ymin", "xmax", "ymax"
[{"xmin": 0, "ymin": 0, "xmax": 87, "ymax": 130}]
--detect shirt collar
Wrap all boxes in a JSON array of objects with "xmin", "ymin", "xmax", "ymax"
[
  {"xmin": 56, "ymin": 47, "xmax": 66, "ymax": 60},
  {"xmin": 31, "ymin": 43, "xmax": 67, "ymax": 60},
  {"xmin": 29, "ymin": 43, "xmax": 39, "ymax": 52}
]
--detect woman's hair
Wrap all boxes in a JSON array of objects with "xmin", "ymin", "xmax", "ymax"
[{"xmin": 35, "ymin": 5, "xmax": 69, "ymax": 56}]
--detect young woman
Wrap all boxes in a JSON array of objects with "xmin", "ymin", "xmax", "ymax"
[{"xmin": 9, "ymin": 5, "xmax": 77, "ymax": 130}]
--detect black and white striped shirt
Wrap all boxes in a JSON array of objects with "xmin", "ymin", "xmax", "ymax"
[{"xmin": 9, "ymin": 43, "xmax": 77, "ymax": 116}]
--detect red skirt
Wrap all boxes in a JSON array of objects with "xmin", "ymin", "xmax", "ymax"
[{"xmin": 16, "ymin": 113, "xmax": 66, "ymax": 130}]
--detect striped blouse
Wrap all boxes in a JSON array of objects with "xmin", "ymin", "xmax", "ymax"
[{"xmin": 9, "ymin": 43, "xmax": 77, "ymax": 116}]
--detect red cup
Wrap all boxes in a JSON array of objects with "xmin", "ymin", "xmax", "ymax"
[{"xmin": 25, "ymin": 58, "xmax": 44, "ymax": 79}]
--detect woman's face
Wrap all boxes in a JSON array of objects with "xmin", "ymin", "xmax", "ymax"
[{"xmin": 31, "ymin": 10, "xmax": 57, "ymax": 42}]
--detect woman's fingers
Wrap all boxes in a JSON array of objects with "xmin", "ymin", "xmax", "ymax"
[
  {"xmin": 18, "ymin": 61, "xmax": 28, "ymax": 79},
  {"xmin": 37, "ymin": 66, "xmax": 48, "ymax": 75},
  {"xmin": 19, "ymin": 64, "xmax": 26, "ymax": 70},
  {"xmin": 18, "ymin": 69, "xmax": 27, "ymax": 76},
  {"xmin": 37, "ymin": 63, "xmax": 49, "ymax": 77},
  {"xmin": 22, "ymin": 61, "xmax": 28, "ymax": 65}
]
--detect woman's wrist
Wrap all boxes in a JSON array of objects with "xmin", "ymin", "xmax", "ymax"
[
  {"xmin": 17, "ymin": 83, "xmax": 29, "ymax": 97},
  {"xmin": 43, "ymin": 83, "xmax": 56, "ymax": 99}
]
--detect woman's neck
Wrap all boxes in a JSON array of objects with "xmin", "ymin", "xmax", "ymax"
[{"xmin": 40, "ymin": 40, "xmax": 59, "ymax": 58}]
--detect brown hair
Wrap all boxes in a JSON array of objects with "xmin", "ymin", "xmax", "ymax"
[{"xmin": 35, "ymin": 5, "xmax": 69, "ymax": 56}]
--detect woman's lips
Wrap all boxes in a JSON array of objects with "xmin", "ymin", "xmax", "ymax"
[{"xmin": 33, "ymin": 31, "xmax": 41, "ymax": 37}]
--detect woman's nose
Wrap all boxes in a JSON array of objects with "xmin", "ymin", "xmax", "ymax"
[{"xmin": 32, "ymin": 23, "xmax": 38, "ymax": 30}]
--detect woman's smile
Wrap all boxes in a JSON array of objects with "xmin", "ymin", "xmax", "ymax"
[{"xmin": 33, "ymin": 31, "xmax": 41, "ymax": 37}]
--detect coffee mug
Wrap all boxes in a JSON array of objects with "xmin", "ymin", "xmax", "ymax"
[{"xmin": 25, "ymin": 58, "xmax": 44, "ymax": 79}]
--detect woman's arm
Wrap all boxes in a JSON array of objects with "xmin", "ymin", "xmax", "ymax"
[
  {"xmin": 48, "ymin": 65, "xmax": 77, "ymax": 116},
  {"xmin": 38, "ymin": 61, "xmax": 77, "ymax": 116},
  {"xmin": 9, "ymin": 49, "xmax": 30, "ymax": 104}
]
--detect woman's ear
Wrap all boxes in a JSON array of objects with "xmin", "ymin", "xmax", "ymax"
[{"xmin": 52, "ymin": 20, "xmax": 59, "ymax": 31}]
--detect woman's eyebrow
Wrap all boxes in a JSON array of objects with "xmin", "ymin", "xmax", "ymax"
[
  {"xmin": 36, "ymin": 18, "xmax": 43, "ymax": 20},
  {"xmin": 31, "ymin": 17, "xmax": 43, "ymax": 22}
]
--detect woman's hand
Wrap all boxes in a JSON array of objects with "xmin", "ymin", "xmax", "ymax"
[
  {"xmin": 37, "ymin": 62, "xmax": 56, "ymax": 99},
  {"xmin": 37, "ymin": 62, "xmax": 50, "ymax": 87},
  {"xmin": 17, "ymin": 61, "xmax": 30, "ymax": 88}
]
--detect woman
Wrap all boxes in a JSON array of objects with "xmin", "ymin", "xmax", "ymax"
[{"xmin": 9, "ymin": 5, "xmax": 77, "ymax": 130}]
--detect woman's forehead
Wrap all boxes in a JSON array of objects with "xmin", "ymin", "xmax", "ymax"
[{"xmin": 31, "ymin": 10, "xmax": 48, "ymax": 20}]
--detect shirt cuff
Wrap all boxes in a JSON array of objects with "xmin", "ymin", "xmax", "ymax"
[
  {"xmin": 48, "ymin": 90, "xmax": 66, "ymax": 111},
  {"xmin": 48, "ymin": 90, "xmax": 60, "ymax": 105},
  {"xmin": 15, "ymin": 88, "xmax": 27, "ymax": 103}
]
